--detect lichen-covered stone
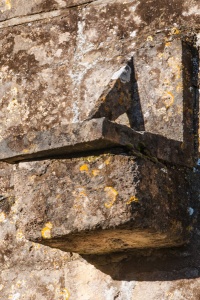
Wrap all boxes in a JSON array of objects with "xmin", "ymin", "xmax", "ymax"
[
  {"xmin": 14, "ymin": 154, "xmax": 190, "ymax": 254},
  {"xmin": 0, "ymin": 0, "xmax": 200, "ymax": 299},
  {"xmin": 0, "ymin": 0, "xmax": 199, "ymax": 154},
  {"xmin": 131, "ymin": 38, "xmax": 198, "ymax": 141},
  {"xmin": 0, "ymin": 117, "xmax": 191, "ymax": 166}
]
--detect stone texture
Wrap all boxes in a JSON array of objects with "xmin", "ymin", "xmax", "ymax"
[
  {"xmin": 0, "ymin": 0, "xmax": 199, "ymax": 157},
  {"xmin": 0, "ymin": 0, "xmax": 97, "ymax": 21},
  {"xmin": 14, "ymin": 154, "xmax": 190, "ymax": 254},
  {"xmin": 0, "ymin": 0, "xmax": 199, "ymax": 299},
  {"xmin": 131, "ymin": 38, "xmax": 198, "ymax": 140},
  {"xmin": 0, "ymin": 117, "xmax": 192, "ymax": 167},
  {"xmin": 0, "ymin": 158, "xmax": 199, "ymax": 299}
]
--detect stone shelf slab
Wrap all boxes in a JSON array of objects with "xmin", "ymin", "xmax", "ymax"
[
  {"xmin": 14, "ymin": 154, "xmax": 190, "ymax": 254},
  {"xmin": 0, "ymin": 118, "xmax": 192, "ymax": 166}
]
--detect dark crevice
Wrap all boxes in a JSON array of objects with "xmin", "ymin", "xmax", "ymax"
[{"xmin": 0, "ymin": 0, "xmax": 98, "ymax": 29}]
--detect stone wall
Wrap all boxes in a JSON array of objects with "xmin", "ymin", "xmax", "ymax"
[{"xmin": 0, "ymin": 0, "xmax": 200, "ymax": 299}]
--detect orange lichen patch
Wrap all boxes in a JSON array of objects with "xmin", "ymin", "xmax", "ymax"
[
  {"xmin": 104, "ymin": 187, "xmax": 118, "ymax": 208},
  {"xmin": 105, "ymin": 157, "xmax": 111, "ymax": 165},
  {"xmin": 165, "ymin": 41, "xmax": 171, "ymax": 47},
  {"xmin": 60, "ymin": 288, "xmax": 70, "ymax": 300},
  {"xmin": 171, "ymin": 27, "xmax": 181, "ymax": 35},
  {"xmin": 126, "ymin": 196, "xmax": 139, "ymax": 205},
  {"xmin": 163, "ymin": 91, "xmax": 174, "ymax": 109},
  {"xmin": 79, "ymin": 164, "xmax": 89, "ymax": 172},
  {"xmin": 41, "ymin": 222, "xmax": 53, "ymax": 239},
  {"xmin": 92, "ymin": 169, "xmax": 100, "ymax": 177},
  {"xmin": 22, "ymin": 149, "xmax": 30, "ymax": 153}
]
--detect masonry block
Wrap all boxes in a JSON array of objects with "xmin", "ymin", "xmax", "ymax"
[
  {"xmin": 130, "ymin": 37, "xmax": 199, "ymax": 154},
  {"xmin": 14, "ymin": 154, "xmax": 190, "ymax": 254},
  {"xmin": 0, "ymin": 117, "xmax": 190, "ymax": 166}
]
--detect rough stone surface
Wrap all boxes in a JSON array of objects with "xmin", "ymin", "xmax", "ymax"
[
  {"xmin": 132, "ymin": 38, "xmax": 198, "ymax": 141},
  {"xmin": 13, "ymin": 154, "xmax": 190, "ymax": 254},
  {"xmin": 0, "ymin": 117, "xmax": 192, "ymax": 167},
  {"xmin": 0, "ymin": 0, "xmax": 200, "ymax": 299},
  {"xmin": 0, "ymin": 0, "xmax": 199, "ymax": 152},
  {"xmin": 0, "ymin": 160, "xmax": 200, "ymax": 299},
  {"xmin": 0, "ymin": 0, "xmax": 98, "ymax": 21}
]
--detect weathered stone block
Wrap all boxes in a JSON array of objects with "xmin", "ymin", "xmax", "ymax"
[
  {"xmin": 0, "ymin": 117, "xmax": 192, "ymax": 167},
  {"xmin": 0, "ymin": 0, "xmax": 198, "ymax": 154},
  {"xmin": 14, "ymin": 154, "xmax": 190, "ymax": 254},
  {"xmin": 0, "ymin": 8, "xmax": 133, "ymax": 141},
  {"xmin": 130, "ymin": 38, "xmax": 199, "ymax": 146},
  {"xmin": 0, "ymin": 18, "xmax": 198, "ymax": 167}
]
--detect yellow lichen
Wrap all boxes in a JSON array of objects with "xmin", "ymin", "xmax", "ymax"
[
  {"xmin": 16, "ymin": 231, "xmax": 24, "ymax": 240},
  {"xmin": 104, "ymin": 187, "xmax": 118, "ymax": 208},
  {"xmin": 32, "ymin": 242, "xmax": 41, "ymax": 250},
  {"xmin": 157, "ymin": 53, "xmax": 164, "ymax": 59},
  {"xmin": 5, "ymin": 0, "xmax": 11, "ymax": 10},
  {"xmin": 171, "ymin": 27, "xmax": 180, "ymax": 35},
  {"xmin": 79, "ymin": 164, "xmax": 89, "ymax": 172},
  {"xmin": 61, "ymin": 288, "xmax": 70, "ymax": 300},
  {"xmin": 22, "ymin": 149, "xmax": 30, "ymax": 153},
  {"xmin": 105, "ymin": 157, "xmax": 111, "ymax": 165},
  {"xmin": 41, "ymin": 222, "xmax": 53, "ymax": 239},
  {"xmin": 165, "ymin": 41, "xmax": 171, "ymax": 47},
  {"xmin": 163, "ymin": 91, "xmax": 174, "ymax": 109},
  {"xmin": 79, "ymin": 191, "xmax": 87, "ymax": 197},
  {"xmin": 126, "ymin": 196, "xmax": 139, "ymax": 205},
  {"xmin": 147, "ymin": 35, "xmax": 153, "ymax": 41},
  {"xmin": 92, "ymin": 169, "xmax": 100, "ymax": 176}
]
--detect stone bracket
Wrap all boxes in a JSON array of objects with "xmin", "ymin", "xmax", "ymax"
[{"xmin": 0, "ymin": 117, "xmax": 193, "ymax": 167}]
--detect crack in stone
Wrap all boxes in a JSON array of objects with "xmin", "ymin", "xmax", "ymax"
[{"xmin": 0, "ymin": 0, "xmax": 98, "ymax": 29}]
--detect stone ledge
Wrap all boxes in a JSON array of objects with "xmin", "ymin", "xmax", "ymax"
[{"xmin": 0, "ymin": 118, "xmax": 192, "ymax": 166}]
